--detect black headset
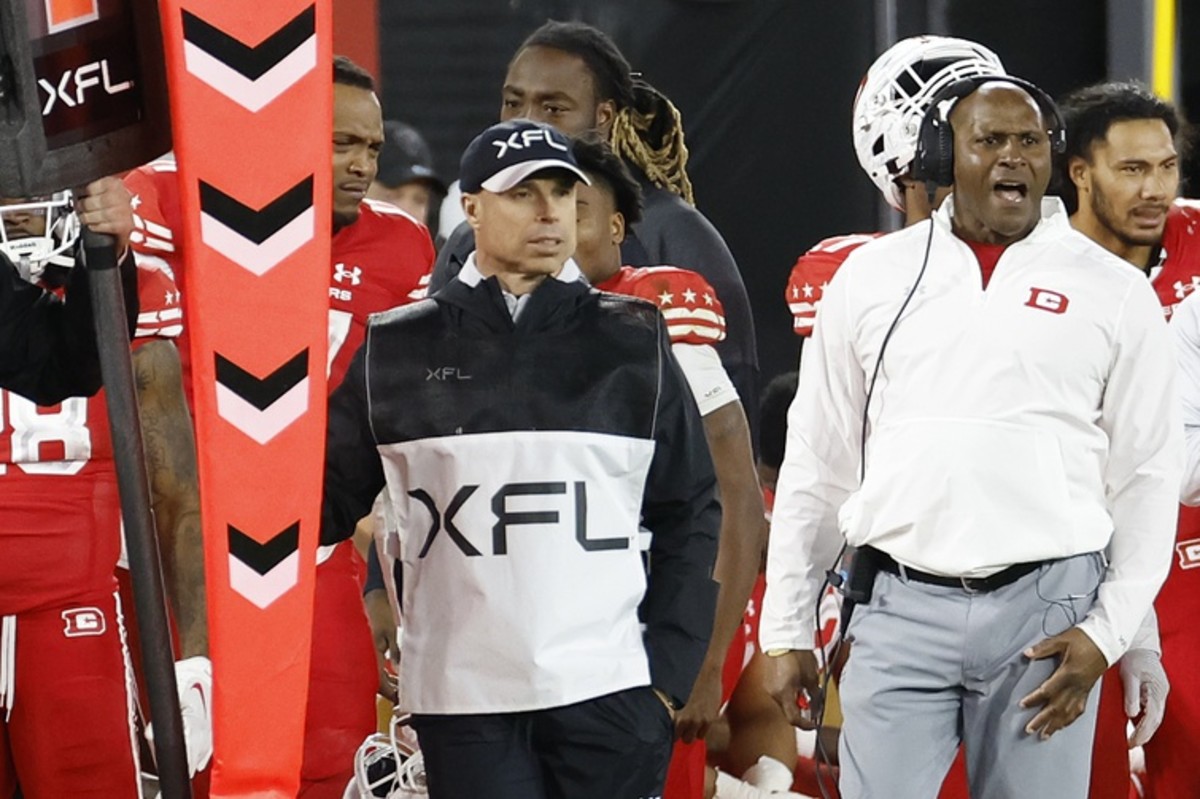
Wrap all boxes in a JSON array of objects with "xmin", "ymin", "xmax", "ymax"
[{"xmin": 911, "ymin": 74, "xmax": 1067, "ymax": 190}]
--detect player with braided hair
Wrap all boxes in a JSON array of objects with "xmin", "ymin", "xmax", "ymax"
[
  {"xmin": 429, "ymin": 20, "xmax": 759, "ymax": 441},
  {"xmin": 609, "ymin": 79, "xmax": 696, "ymax": 207}
]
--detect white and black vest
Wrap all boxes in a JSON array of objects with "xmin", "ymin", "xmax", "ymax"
[{"xmin": 322, "ymin": 273, "xmax": 720, "ymax": 714}]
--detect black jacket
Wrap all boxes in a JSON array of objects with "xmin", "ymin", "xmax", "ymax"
[
  {"xmin": 322, "ymin": 271, "xmax": 720, "ymax": 710},
  {"xmin": 0, "ymin": 247, "xmax": 138, "ymax": 405}
]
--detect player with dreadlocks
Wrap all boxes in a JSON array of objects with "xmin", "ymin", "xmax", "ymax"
[{"xmin": 428, "ymin": 22, "xmax": 758, "ymax": 434}]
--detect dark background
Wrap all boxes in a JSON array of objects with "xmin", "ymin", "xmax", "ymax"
[{"xmin": 377, "ymin": 0, "xmax": 1199, "ymax": 387}]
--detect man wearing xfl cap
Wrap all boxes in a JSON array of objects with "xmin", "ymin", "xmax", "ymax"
[{"xmin": 320, "ymin": 118, "xmax": 721, "ymax": 799}]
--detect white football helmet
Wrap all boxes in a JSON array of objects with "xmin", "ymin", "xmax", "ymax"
[
  {"xmin": 0, "ymin": 192, "xmax": 80, "ymax": 282},
  {"xmin": 852, "ymin": 35, "xmax": 1006, "ymax": 210},
  {"xmin": 346, "ymin": 713, "xmax": 427, "ymax": 798}
]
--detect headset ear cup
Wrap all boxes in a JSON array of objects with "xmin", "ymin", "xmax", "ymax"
[
  {"xmin": 935, "ymin": 118, "xmax": 954, "ymax": 187},
  {"xmin": 913, "ymin": 111, "xmax": 939, "ymax": 185}
]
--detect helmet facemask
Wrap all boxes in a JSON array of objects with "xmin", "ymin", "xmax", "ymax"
[{"xmin": 0, "ymin": 192, "xmax": 81, "ymax": 283}]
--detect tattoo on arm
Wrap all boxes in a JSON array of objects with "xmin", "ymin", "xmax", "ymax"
[{"xmin": 135, "ymin": 340, "xmax": 208, "ymax": 657}]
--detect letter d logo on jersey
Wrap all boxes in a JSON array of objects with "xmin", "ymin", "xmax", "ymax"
[
  {"xmin": 1025, "ymin": 287, "xmax": 1069, "ymax": 315},
  {"xmin": 45, "ymin": 0, "xmax": 100, "ymax": 33},
  {"xmin": 61, "ymin": 607, "xmax": 106, "ymax": 637}
]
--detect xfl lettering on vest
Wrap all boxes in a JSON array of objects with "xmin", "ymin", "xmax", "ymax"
[
  {"xmin": 426, "ymin": 367, "xmax": 471, "ymax": 381},
  {"xmin": 39, "ymin": 59, "xmax": 134, "ymax": 116},
  {"xmin": 491, "ymin": 129, "xmax": 569, "ymax": 159},
  {"xmin": 408, "ymin": 481, "xmax": 628, "ymax": 557}
]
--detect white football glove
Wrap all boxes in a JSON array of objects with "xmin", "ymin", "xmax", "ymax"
[
  {"xmin": 1119, "ymin": 647, "xmax": 1168, "ymax": 747},
  {"xmin": 146, "ymin": 656, "xmax": 213, "ymax": 777}
]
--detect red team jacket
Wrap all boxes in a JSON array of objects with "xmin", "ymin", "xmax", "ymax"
[{"xmin": 0, "ymin": 258, "xmax": 181, "ymax": 615}]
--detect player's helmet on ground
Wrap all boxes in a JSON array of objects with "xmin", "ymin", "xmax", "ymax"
[
  {"xmin": 346, "ymin": 714, "xmax": 427, "ymax": 798},
  {"xmin": 0, "ymin": 191, "xmax": 80, "ymax": 282},
  {"xmin": 852, "ymin": 35, "xmax": 1006, "ymax": 210}
]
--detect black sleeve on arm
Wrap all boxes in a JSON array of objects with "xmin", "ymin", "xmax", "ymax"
[
  {"xmin": 118, "ymin": 247, "xmax": 140, "ymax": 338},
  {"xmin": 0, "ymin": 252, "xmax": 105, "ymax": 404},
  {"xmin": 638, "ymin": 320, "xmax": 722, "ymax": 708},
  {"xmin": 427, "ymin": 221, "xmax": 474, "ymax": 294},
  {"xmin": 321, "ymin": 343, "xmax": 387, "ymax": 545},
  {"xmin": 364, "ymin": 538, "xmax": 386, "ymax": 595}
]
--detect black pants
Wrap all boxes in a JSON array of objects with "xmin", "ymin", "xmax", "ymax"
[{"xmin": 411, "ymin": 686, "xmax": 674, "ymax": 799}]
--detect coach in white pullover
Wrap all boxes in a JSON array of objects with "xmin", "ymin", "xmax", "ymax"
[{"xmin": 760, "ymin": 80, "xmax": 1181, "ymax": 798}]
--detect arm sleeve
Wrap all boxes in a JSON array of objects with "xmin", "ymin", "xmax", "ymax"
[
  {"xmin": 1173, "ymin": 293, "xmax": 1200, "ymax": 504},
  {"xmin": 1128, "ymin": 607, "xmax": 1161, "ymax": 655},
  {"xmin": 1077, "ymin": 279, "xmax": 1182, "ymax": 665},
  {"xmin": 760, "ymin": 258, "xmax": 866, "ymax": 651},
  {"xmin": 364, "ymin": 540, "xmax": 386, "ymax": 595},
  {"xmin": 669, "ymin": 342, "xmax": 738, "ymax": 416},
  {"xmin": 0, "ymin": 251, "xmax": 125, "ymax": 405},
  {"xmin": 320, "ymin": 342, "xmax": 387, "ymax": 545},
  {"xmin": 638, "ymin": 321, "xmax": 721, "ymax": 708}
]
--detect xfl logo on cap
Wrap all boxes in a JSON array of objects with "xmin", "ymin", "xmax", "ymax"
[
  {"xmin": 491, "ymin": 128, "xmax": 568, "ymax": 159},
  {"xmin": 61, "ymin": 607, "xmax": 106, "ymax": 637},
  {"xmin": 1024, "ymin": 287, "xmax": 1069, "ymax": 315}
]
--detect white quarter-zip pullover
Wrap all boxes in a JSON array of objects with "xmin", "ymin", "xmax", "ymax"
[{"xmin": 761, "ymin": 197, "xmax": 1181, "ymax": 665}]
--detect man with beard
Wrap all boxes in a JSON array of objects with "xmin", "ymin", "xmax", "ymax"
[{"xmin": 1060, "ymin": 80, "xmax": 1200, "ymax": 798}]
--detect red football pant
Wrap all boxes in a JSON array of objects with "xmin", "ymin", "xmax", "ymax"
[
  {"xmin": 1142, "ymin": 506, "xmax": 1200, "ymax": 798},
  {"xmin": 299, "ymin": 541, "xmax": 379, "ymax": 798},
  {"xmin": 0, "ymin": 586, "xmax": 140, "ymax": 798}
]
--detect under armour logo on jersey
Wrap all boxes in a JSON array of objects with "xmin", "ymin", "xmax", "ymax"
[
  {"xmin": 62, "ymin": 607, "xmax": 106, "ymax": 637},
  {"xmin": 1024, "ymin": 288, "xmax": 1069, "ymax": 315},
  {"xmin": 491, "ymin": 128, "xmax": 569, "ymax": 159},
  {"xmin": 333, "ymin": 263, "xmax": 361, "ymax": 285},
  {"xmin": 1173, "ymin": 276, "xmax": 1200, "ymax": 300},
  {"xmin": 1177, "ymin": 538, "xmax": 1200, "ymax": 570}
]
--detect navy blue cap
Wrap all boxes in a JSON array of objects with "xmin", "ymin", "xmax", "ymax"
[{"xmin": 459, "ymin": 119, "xmax": 589, "ymax": 194}]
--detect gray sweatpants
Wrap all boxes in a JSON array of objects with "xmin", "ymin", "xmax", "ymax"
[{"xmin": 838, "ymin": 552, "xmax": 1105, "ymax": 799}]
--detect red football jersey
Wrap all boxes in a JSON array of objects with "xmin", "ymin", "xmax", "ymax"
[
  {"xmin": 0, "ymin": 261, "xmax": 181, "ymax": 615},
  {"xmin": 786, "ymin": 233, "xmax": 881, "ymax": 336},
  {"xmin": 126, "ymin": 162, "xmax": 434, "ymax": 396},
  {"xmin": 1144, "ymin": 200, "xmax": 1200, "ymax": 799},
  {"xmin": 1152, "ymin": 199, "xmax": 1200, "ymax": 319},
  {"xmin": 596, "ymin": 265, "xmax": 727, "ymax": 346},
  {"xmin": 327, "ymin": 199, "xmax": 434, "ymax": 390}
]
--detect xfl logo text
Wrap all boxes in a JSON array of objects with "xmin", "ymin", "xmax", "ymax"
[
  {"xmin": 39, "ymin": 59, "xmax": 134, "ymax": 116},
  {"xmin": 409, "ymin": 481, "xmax": 628, "ymax": 557},
  {"xmin": 491, "ymin": 128, "xmax": 568, "ymax": 159}
]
